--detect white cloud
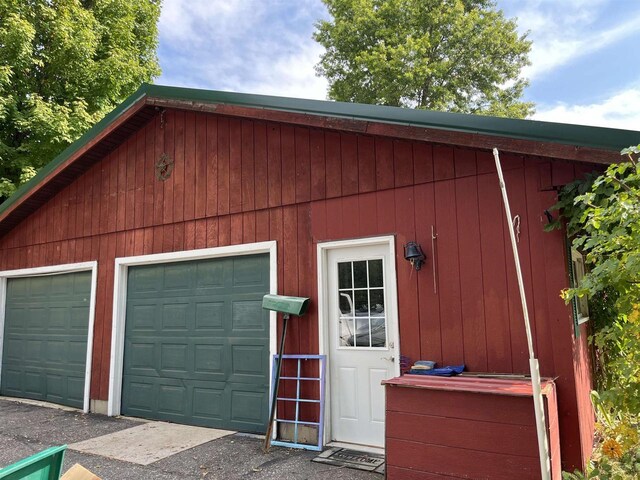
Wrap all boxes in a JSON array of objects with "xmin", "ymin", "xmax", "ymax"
[
  {"xmin": 503, "ymin": 0, "xmax": 640, "ymax": 79},
  {"xmin": 235, "ymin": 43, "xmax": 328, "ymax": 100},
  {"xmin": 533, "ymin": 85, "xmax": 640, "ymax": 129},
  {"xmin": 157, "ymin": 0, "xmax": 328, "ymax": 99},
  {"xmin": 159, "ymin": 1, "xmax": 266, "ymax": 47}
]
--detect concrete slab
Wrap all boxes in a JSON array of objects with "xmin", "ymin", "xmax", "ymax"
[{"xmin": 69, "ymin": 422, "xmax": 234, "ymax": 465}]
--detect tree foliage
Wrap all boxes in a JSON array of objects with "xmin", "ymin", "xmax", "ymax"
[
  {"xmin": 0, "ymin": 0, "xmax": 161, "ymax": 199},
  {"xmin": 552, "ymin": 146, "xmax": 640, "ymax": 416},
  {"xmin": 314, "ymin": 0, "xmax": 533, "ymax": 118},
  {"xmin": 554, "ymin": 147, "xmax": 640, "ymax": 478}
]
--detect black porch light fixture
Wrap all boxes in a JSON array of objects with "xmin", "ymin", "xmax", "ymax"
[{"xmin": 404, "ymin": 241, "xmax": 426, "ymax": 271}]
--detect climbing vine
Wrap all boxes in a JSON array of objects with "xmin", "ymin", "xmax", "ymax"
[{"xmin": 552, "ymin": 146, "xmax": 640, "ymax": 478}]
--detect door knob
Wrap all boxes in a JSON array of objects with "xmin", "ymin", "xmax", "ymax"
[{"xmin": 381, "ymin": 356, "xmax": 395, "ymax": 362}]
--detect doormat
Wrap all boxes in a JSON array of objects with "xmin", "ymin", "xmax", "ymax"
[{"xmin": 312, "ymin": 447, "xmax": 385, "ymax": 474}]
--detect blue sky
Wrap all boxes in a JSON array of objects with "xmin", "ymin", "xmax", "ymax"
[{"xmin": 157, "ymin": 0, "xmax": 640, "ymax": 129}]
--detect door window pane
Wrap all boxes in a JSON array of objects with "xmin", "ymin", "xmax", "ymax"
[
  {"xmin": 339, "ymin": 292, "xmax": 354, "ymax": 315},
  {"xmin": 368, "ymin": 260, "xmax": 383, "ymax": 287},
  {"xmin": 370, "ymin": 318, "xmax": 386, "ymax": 347},
  {"xmin": 354, "ymin": 317, "xmax": 371, "ymax": 347},
  {"xmin": 339, "ymin": 317, "xmax": 355, "ymax": 346},
  {"xmin": 338, "ymin": 262, "xmax": 352, "ymax": 289},
  {"xmin": 369, "ymin": 289, "xmax": 384, "ymax": 316},
  {"xmin": 354, "ymin": 290, "xmax": 369, "ymax": 314},
  {"xmin": 353, "ymin": 261, "xmax": 367, "ymax": 288},
  {"xmin": 336, "ymin": 259, "xmax": 387, "ymax": 348}
]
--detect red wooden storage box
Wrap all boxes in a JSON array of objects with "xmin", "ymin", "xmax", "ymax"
[{"xmin": 383, "ymin": 375, "xmax": 561, "ymax": 479}]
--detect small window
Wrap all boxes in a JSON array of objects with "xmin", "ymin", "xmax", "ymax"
[
  {"xmin": 337, "ymin": 259, "xmax": 387, "ymax": 348},
  {"xmin": 571, "ymin": 248, "xmax": 589, "ymax": 324}
]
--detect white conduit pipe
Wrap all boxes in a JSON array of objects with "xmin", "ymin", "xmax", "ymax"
[{"xmin": 493, "ymin": 148, "xmax": 551, "ymax": 480}]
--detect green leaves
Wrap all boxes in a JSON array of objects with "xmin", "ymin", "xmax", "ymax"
[
  {"xmin": 0, "ymin": 0, "xmax": 161, "ymax": 199},
  {"xmin": 553, "ymin": 146, "xmax": 640, "ymax": 417},
  {"xmin": 314, "ymin": 0, "xmax": 533, "ymax": 118}
]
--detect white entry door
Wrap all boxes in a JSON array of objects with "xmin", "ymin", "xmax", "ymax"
[{"xmin": 325, "ymin": 242, "xmax": 398, "ymax": 448}]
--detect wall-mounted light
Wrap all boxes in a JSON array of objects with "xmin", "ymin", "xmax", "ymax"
[{"xmin": 404, "ymin": 242, "xmax": 426, "ymax": 271}]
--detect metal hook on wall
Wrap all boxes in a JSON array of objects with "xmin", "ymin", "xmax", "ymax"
[{"xmin": 512, "ymin": 215, "xmax": 521, "ymax": 243}]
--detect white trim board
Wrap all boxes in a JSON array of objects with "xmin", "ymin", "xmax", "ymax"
[
  {"xmin": 316, "ymin": 235, "xmax": 400, "ymax": 447},
  {"xmin": 0, "ymin": 261, "xmax": 98, "ymax": 413},
  {"xmin": 107, "ymin": 241, "xmax": 278, "ymax": 417}
]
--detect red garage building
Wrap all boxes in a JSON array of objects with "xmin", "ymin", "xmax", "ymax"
[{"xmin": 0, "ymin": 84, "xmax": 636, "ymax": 474}]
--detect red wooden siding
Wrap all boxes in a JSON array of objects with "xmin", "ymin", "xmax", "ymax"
[
  {"xmin": 0, "ymin": 108, "xmax": 595, "ymax": 470},
  {"xmin": 384, "ymin": 376, "xmax": 561, "ymax": 480}
]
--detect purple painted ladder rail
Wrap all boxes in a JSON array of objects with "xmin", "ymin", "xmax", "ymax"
[{"xmin": 269, "ymin": 354, "xmax": 327, "ymax": 451}]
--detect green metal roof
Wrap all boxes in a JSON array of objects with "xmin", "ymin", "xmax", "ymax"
[
  {"xmin": 144, "ymin": 83, "xmax": 640, "ymax": 150},
  {"xmin": 1, "ymin": 82, "xmax": 639, "ymax": 219}
]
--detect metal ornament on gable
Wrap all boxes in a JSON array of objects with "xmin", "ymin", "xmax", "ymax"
[
  {"xmin": 155, "ymin": 108, "xmax": 174, "ymax": 181},
  {"xmin": 155, "ymin": 153, "xmax": 174, "ymax": 181}
]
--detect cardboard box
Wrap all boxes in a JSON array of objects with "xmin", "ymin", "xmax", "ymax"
[{"xmin": 60, "ymin": 463, "xmax": 101, "ymax": 480}]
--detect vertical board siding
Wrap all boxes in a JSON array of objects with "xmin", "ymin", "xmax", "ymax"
[
  {"xmin": 254, "ymin": 122, "xmax": 268, "ymax": 210},
  {"xmin": 385, "ymin": 382, "xmax": 562, "ymax": 479},
  {"xmin": 241, "ymin": 119, "xmax": 256, "ymax": 211},
  {"xmin": 503, "ymin": 161, "xmax": 536, "ymax": 374},
  {"xmin": 217, "ymin": 117, "xmax": 230, "ymax": 215},
  {"xmin": 294, "ymin": 127, "xmax": 311, "ymax": 203},
  {"xmin": 183, "ymin": 111, "xmax": 197, "ymax": 221},
  {"xmin": 477, "ymin": 170, "xmax": 513, "ymax": 372},
  {"xmin": 434, "ymin": 179, "xmax": 464, "ymax": 366},
  {"xmin": 228, "ymin": 118, "xmax": 242, "ymax": 214},
  {"xmin": 455, "ymin": 172, "xmax": 488, "ymax": 372},
  {"xmin": 0, "ymin": 108, "xmax": 595, "ymax": 469}
]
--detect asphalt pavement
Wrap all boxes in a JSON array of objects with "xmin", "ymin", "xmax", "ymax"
[{"xmin": 0, "ymin": 398, "xmax": 380, "ymax": 480}]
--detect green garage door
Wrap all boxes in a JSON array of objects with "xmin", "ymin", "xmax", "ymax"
[
  {"xmin": 122, "ymin": 254, "xmax": 270, "ymax": 432},
  {"xmin": 1, "ymin": 272, "xmax": 91, "ymax": 409}
]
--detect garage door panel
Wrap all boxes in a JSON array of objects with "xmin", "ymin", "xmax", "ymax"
[
  {"xmin": 49, "ymin": 307, "xmax": 69, "ymax": 328},
  {"xmin": 194, "ymin": 344, "xmax": 225, "ymax": 374},
  {"xmin": 46, "ymin": 340, "xmax": 66, "ymax": 362},
  {"xmin": 1, "ymin": 369, "xmax": 23, "ymax": 394},
  {"xmin": 124, "ymin": 380, "xmax": 155, "ymax": 413},
  {"xmin": 158, "ymin": 384, "xmax": 188, "ymax": 415},
  {"xmin": 129, "ymin": 265, "xmax": 163, "ymax": 294},
  {"xmin": 26, "ymin": 308, "xmax": 48, "ymax": 329},
  {"xmin": 3, "ymin": 337, "xmax": 22, "ymax": 361},
  {"xmin": 196, "ymin": 261, "xmax": 226, "ymax": 288},
  {"xmin": 67, "ymin": 376, "xmax": 85, "ymax": 403},
  {"xmin": 232, "ymin": 300, "xmax": 266, "ymax": 331},
  {"xmin": 230, "ymin": 388, "xmax": 267, "ymax": 426},
  {"xmin": 46, "ymin": 374, "xmax": 64, "ymax": 399},
  {"xmin": 192, "ymin": 387, "xmax": 225, "ymax": 419},
  {"xmin": 160, "ymin": 343, "xmax": 189, "ymax": 372},
  {"xmin": 24, "ymin": 371, "xmax": 44, "ymax": 396},
  {"xmin": 25, "ymin": 339, "xmax": 43, "ymax": 358},
  {"xmin": 4, "ymin": 307, "xmax": 25, "ymax": 330},
  {"xmin": 122, "ymin": 254, "xmax": 269, "ymax": 431},
  {"xmin": 232, "ymin": 257, "xmax": 268, "ymax": 286},
  {"xmin": 161, "ymin": 302, "xmax": 190, "ymax": 330},
  {"xmin": 70, "ymin": 305, "xmax": 90, "ymax": 328},
  {"xmin": 163, "ymin": 263, "xmax": 194, "ymax": 291},
  {"xmin": 128, "ymin": 303, "xmax": 157, "ymax": 330},
  {"xmin": 127, "ymin": 341, "xmax": 157, "ymax": 371},
  {"xmin": 195, "ymin": 301, "xmax": 225, "ymax": 330},
  {"xmin": 28, "ymin": 277, "xmax": 51, "ymax": 298},
  {"xmin": 50, "ymin": 274, "xmax": 74, "ymax": 295},
  {"xmin": 1, "ymin": 272, "xmax": 91, "ymax": 409},
  {"xmin": 230, "ymin": 343, "xmax": 268, "ymax": 382}
]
